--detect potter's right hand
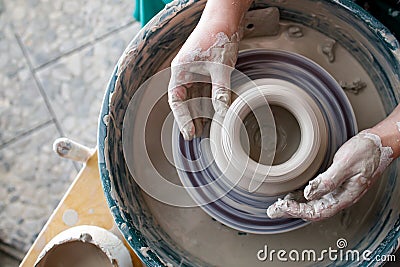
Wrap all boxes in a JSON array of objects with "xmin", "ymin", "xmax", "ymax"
[
  {"xmin": 168, "ymin": 0, "xmax": 252, "ymax": 140},
  {"xmin": 267, "ymin": 103, "xmax": 400, "ymax": 221},
  {"xmin": 266, "ymin": 131, "xmax": 392, "ymax": 221}
]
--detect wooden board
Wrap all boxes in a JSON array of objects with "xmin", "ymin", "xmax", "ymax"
[{"xmin": 20, "ymin": 151, "xmax": 142, "ymax": 267}]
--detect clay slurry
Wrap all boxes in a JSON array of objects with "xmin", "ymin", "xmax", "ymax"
[{"xmin": 242, "ymin": 105, "xmax": 301, "ymax": 165}]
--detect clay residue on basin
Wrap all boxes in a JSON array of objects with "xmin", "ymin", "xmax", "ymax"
[{"xmin": 102, "ymin": 0, "xmax": 400, "ymax": 266}]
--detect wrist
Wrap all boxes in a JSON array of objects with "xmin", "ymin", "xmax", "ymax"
[
  {"xmin": 198, "ymin": 0, "xmax": 251, "ymax": 37},
  {"xmin": 368, "ymin": 105, "xmax": 400, "ymax": 159},
  {"xmin": 196, "ymin": 17, "xmax": 241, "ymax": 38},
  {"xmin": 368, "ymin": 124, "xmax": 400, "ymax": 159}
]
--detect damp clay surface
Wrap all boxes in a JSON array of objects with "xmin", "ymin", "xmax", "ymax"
[
  {"xmin": 243, "ymin": 105, "xmax": 301, "ymax": 165},
  {"xmin": 239, "ymin": 21, "xmax": 386, "ymax": 130},
  {"xmin": 36, "ymin": 241, "xmax": 113, "ymax": 267},
  {"xmin": 128, "ymin": 21, "xmax": 391, "ymax": 266}
]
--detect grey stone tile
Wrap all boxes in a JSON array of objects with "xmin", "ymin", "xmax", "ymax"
[
  {"xmin": 36, "ymin": 23, "xmax": 140, "ymax": 148},
  {"xmin": 0, "ymin": 251, "xmax": 19, "ymax": 267},
  {"xmin": 0, "ymin": 23, "xmax": 52, "ymax": 145},
  {"xmin": 0, "ymin": 22, "xmax": 24, "ymax": 77},
  {"xmin": 0, "ymin": 123, "xmax": 77, "ymax": 252},
  {"xmin": 4, "ymin": 0, "xmax": 135, "ymax": 68}
]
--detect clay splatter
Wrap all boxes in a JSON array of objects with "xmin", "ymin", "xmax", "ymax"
[
  {"xmin": 287, "ymin": 26, "xmax": 303, "ymax": 38},
  {"xmin": 140, "ymin": 246, "xmax": 151, "ymax": 258},
  {"xmin": 321, "ymin": 39, "xmax": 336, "ymax": 63},
  {"xmin": 340, "ymin": 79, "xmax": 367, "ymax": 94}
]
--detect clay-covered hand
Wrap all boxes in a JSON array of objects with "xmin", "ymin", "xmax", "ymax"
[
  {"xmin": 267, "ymin": 131, "xmax": 393, "ymax": 221},
  {"xmin": 168, "ymin": 24, "xmax": 240, "ymax": 140},
  {"xmin": 167, "ymin": 0, "xmax": 254, "ymax": 140}
]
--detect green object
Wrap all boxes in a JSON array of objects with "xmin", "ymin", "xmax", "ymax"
[{"xmin": 134, "ymin": 0, "xmax": 172, "ymax": 27}]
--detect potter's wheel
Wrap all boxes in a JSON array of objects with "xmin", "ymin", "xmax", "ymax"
[
  {"xmin": 173, "ymin": 50, "xmax": 357, "ymax": 234},
  {"xmin": 99, "ymin": 1, "xmax": 400, "ymax": 266}
]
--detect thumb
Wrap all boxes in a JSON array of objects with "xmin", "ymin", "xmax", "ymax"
[{"xmin": 304, "ymin": 162, "xmax": 346, "ymax": 201}]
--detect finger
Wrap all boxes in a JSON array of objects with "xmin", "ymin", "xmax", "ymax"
[
  {"xmin": 268, "ymin": 177, "xmax": 367, "ymax": 221},
  {"xmin": 266, "ymin": 199, "xmax": 316, "ymax": 220},
  {"xmin": 168, "ymin": 83, "xmax": 195, "ymax": 140},
  {"xmin": 200, "ymin": 84, "xmax": 213, "ymax": 137},
  {"xmin": 200, "ymin": 81, "xmax": 212, "ymax": 113},
  {"xmin": 187, "ymin": 84, "xmax": 204, "ymax": 137},
  {"xmin": 210, "ymin": 63, "xmax": 232, "ymax": 116},
  {"xmin": 307, "ymin": 176, "xmax": 368, "ymax": 220},
  {"xmin": 267, "ymin": 195, "xmax": 339, "ymax": 221},
  {"xmin": 304, "ymin": 161, "xmax": 347, "ymax": 201}
]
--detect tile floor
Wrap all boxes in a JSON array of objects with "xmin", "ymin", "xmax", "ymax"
[{"xmin": 0, "ymin": 0, "xmax": 140, "ymax": 264}]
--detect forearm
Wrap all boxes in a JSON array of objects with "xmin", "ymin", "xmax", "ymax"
[
  {"xmin": 198, "ymin": 0, "xmax": 253, "ymax": 35},
  {"xmin": 369, "ymin": 104, "xmax": 400, "ymax": 158},
  {"xmin": 180, "ymin": 0, "xmax": 252, "ymax": 53}
]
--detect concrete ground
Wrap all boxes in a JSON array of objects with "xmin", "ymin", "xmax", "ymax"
[{"xmin": 0, "ymin": 0, "xmax": 140, "ymax": 264}]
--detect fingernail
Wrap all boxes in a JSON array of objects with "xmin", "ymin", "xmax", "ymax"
[
  {"xmin": 213, "ymin": 89, "xmax": 230, "ymax": 116},
  {"xmin": 181, "ymin": 124, "xmax": 194, "ymax": 141},
  {"xmin": 267, "ymin": 205, "xmax": 284, "ymax": 219},
  {"xmin": 266, "ymin": 206, "xmax": 278, "ymax": 219},
  {"xmin": 181, "ymin": 128, "xmax": 192, "ymax": 141},
  {"xmin": 304, "ymin": 185, "xmax": 313, "ymax": 200},
  {"xmin": 304, "ymin": 178, "xmax": 321, "ymax": 200}
]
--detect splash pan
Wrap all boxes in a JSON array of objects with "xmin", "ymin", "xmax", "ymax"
[{"xmin": 98, "ymin": 0, "xmax": 400, "ymax": 266}]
